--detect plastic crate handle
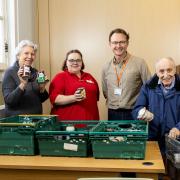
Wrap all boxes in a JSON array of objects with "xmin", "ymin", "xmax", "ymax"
[{"xmin": 17, "ymin": 126, "xmax": 34, "ymax": 134}]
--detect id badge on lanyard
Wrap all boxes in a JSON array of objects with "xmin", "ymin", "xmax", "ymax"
[
  {"xmin": 114, "ymin": 87, "xmax": 122, "ymax": 96},
  {"xmin": 113, "ymin": 59, "xmax": 128, "ymax": 96}
]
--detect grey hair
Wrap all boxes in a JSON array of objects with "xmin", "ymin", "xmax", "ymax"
[
  {"xmin": 15, "ymin": 40, "xmax": 38, "ymax": 58},
  {"xmin": 155, "ymin": 57, "xmax": 176, "ymax": 71}
]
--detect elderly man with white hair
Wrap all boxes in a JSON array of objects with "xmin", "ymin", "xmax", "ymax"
[{"xmin": 132, "ymin": 57, "xmax": 180, "ymax": 154}]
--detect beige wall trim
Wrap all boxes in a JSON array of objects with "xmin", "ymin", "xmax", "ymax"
[
  {"xmin": 37, "ymin": 0, "xmax": 51, "ymax": 114},
  {"xmin": 37, "ymin": 0, "xmax": 51, "ymax": 79}
]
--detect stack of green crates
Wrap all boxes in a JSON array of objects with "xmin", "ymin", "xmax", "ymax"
[
  {"xmin": 36, "ymin": 120, "xmax": 98, "ymax": 157},
  {"xmin": 0, "ymin": 115, "xmax": 57, "ymax": 155},
  {"xmin": 89, "ymin": 120, "xmax": 148, "ymax": 159}
]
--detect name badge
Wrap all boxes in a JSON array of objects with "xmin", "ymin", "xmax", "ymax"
[{"xmin": 114, "ymin": 88, "xmax": 122, "ymax": 96}]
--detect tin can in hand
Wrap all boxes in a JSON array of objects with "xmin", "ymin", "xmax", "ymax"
[
  {"xmin": 37, "ymin": 72, "xmax": 45, "ymax": 83},
  {"xmin": 22, "ymin": 65, "xmax": 31, "ymax": 80},
  {"xmin": 77, "ymin": 87, "xmax": 86, "ymax": 98}
]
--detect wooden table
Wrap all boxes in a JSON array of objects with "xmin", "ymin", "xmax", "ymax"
[{"xmin": 0, "ymin": 141, "xmax": 165, "ymax": 180}]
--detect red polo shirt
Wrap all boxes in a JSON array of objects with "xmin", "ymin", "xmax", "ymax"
[{"xmin": 49, "ymin": 71, "xmax": 99, "ymax": 121}]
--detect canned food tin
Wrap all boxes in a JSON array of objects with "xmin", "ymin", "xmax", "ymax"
[{"xmin": 22, "ymin": 65, "xmax": 31, "ymax": 79}]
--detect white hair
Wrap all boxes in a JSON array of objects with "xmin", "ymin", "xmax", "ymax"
[
  {"xmin": 15, "ymin": 40, "xmax": 38, "ymax": 58},
  {"xmin": 155, "ymin": 57, "xmax": 176, "ymax": 71}
]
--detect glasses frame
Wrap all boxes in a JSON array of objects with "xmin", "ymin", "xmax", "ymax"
[
  {"xmin": 110, "ymin": 41, "xmax": 128, "ymax": 46},
  {"xmin": 67, "ymin": 59, "xmax": 82, "ymax": 64}
]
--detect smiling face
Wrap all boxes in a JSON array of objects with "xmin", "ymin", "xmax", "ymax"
[
  {"xmin": 156, "ymin": 58, "xmax": 176, "ymax": 87},
  {"xmin": 109, "ymin": 33, "xmax": 129, "ymax": 60},
  {"xmin": 17, "ymin": 46, "xmax": 36, "ymax": 67},
  {"xmin": 66, "ymin": 52, "xmax": 83, "ymax": 75}
]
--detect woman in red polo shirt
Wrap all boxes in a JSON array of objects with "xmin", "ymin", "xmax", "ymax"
[{"xmin": 49, "ymin": 49, "xmax": 99, "ymax": 120}]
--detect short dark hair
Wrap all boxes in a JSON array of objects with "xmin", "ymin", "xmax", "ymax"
[
  {"xmin": 109, "ymin": 28, "xmax": 129, "ymax": 42},
  {"xmin": 62, "ymin": 49, "xmax": 85, "ymax": 71}
]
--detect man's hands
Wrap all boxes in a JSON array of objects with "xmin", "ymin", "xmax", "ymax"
[
  {"xmin": 169, "ymin": 127, "xmax": 180, "ymax": 139},
  {"xmin": 137, "ymin": 107, "xmax": 154, "ymax": 122},
  {"xmin": 137, "ymin": 109, "xmax": 180, "ymax": 140}
]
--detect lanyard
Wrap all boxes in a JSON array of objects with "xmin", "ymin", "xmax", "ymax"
[{"xmin": 113, "ymin": 58, "xmax": 129, "ymax": 87}]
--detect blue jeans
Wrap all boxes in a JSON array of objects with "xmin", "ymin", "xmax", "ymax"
[{"xmin": 108, "ymin": 108, "xmax": 134, "ymax": 120}]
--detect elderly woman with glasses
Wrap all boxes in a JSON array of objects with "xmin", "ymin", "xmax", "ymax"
[
  {"xmin": 2, "ymin": 40, "xmax": 49, "ymax": 117},
  {"xmin": 49, "ymin": 49, "xmax": 100, "ymax": 120}
]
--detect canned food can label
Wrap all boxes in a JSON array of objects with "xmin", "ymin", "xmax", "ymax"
[
  {"xmin": 23, "ymin": 65, "xmax": 31, "ymax": 79},
  {"xmin": 37, "ymin": 72, "xmax": 45, "ymax": 83},
  {"xmin": 77, "ymin": 87, "xmax": 86, "ymax": 98}
]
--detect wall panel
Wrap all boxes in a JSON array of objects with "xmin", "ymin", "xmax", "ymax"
[{"xmin": 38, "ymin": 0, "xmax": 180, "ymax": 119}]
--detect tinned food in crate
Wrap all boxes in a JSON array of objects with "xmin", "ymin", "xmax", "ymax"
[
  {"xmin": 36, "ymin": 120, "xmax": 98, "ymax": 157},
  {"xmin": 89, "ymin": 120, "xmax": 148, "ymax": 159},
  {"xmin": 165, "ymin": 134, "xmax": 180, "ymax": 168},
  {"xmin": 0, "ymin": 115, "xmax": 57, "ymax": 155}
]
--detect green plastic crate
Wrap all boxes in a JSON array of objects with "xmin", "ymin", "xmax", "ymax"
[
  {"xmin": 36, "ymin": 120, "xmax": 98, "ymax": 157},
  {"xmin": 0, "ymin": 115, "xmax": 57, "ymax": 155},
  {"xmin": 89, "ymin": 120, "xmax": 148, "ymax": 159}
]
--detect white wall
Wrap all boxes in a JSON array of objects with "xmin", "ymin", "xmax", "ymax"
[
  {"xmin": 7, "ymin": 0, "xmax": 36, "ymax": 65},
  {"xmin": 16, "ymin": 0, "xmax": 36, "ymax": 43}
]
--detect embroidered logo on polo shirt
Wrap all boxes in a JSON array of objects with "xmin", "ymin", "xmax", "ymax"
[{"xmin": 86, "ymin": 80, "xmax": 94, "ymax": 84}]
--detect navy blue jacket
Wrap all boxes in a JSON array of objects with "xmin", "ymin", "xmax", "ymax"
[{"xmin": 132, "ymin": 74, "xmax": 180, "ymax": 153}]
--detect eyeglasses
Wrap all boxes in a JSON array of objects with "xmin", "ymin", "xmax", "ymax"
[
  {"xmin": 111, "ymin": 41, "xmax": 127, "ymax": 46},
  {"xmin": 67, "ymin": 59, "xmax": 82, "ymax": 63}
]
